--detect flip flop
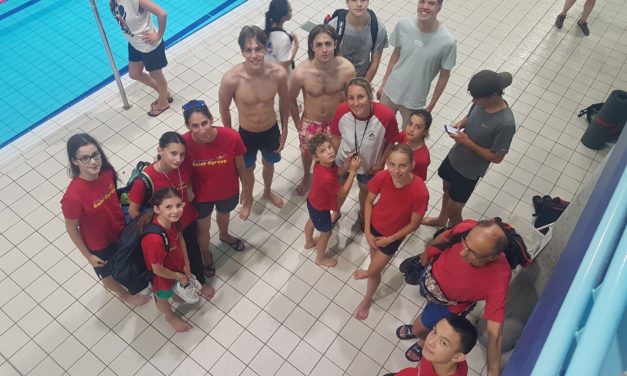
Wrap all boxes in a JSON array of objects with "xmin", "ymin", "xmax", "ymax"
[
  {"xmin": 203, "ymin": 263, "xmax": 215, "ymax": 279},
  {"xmin": 147, "ymin": 105, "xmax": 170, "ymax": 117},
  {"xmin": 405, "ymin": 343, "xmax": 423, "ymax": 362},
  {"xmin": 151, "ymin": 97, "xmax": 174, "ymax": 108},
  {"xmin": 396, "ymin": 324, "xmax": 417, "ymax": 340},
  {"xmin": 220, "ymin": 237, "xmax": 245, "ymax": 252}
]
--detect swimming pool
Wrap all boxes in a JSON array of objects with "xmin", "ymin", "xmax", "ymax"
[{"xmin": 0, "ymin": 0, "xmax": 245, "ymax": 148}]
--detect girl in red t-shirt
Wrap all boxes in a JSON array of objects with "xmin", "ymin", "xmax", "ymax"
[
  {"xmin": 398, "ymin": 110, "xmax": 432, "ymax": 181},
  {"xmin": 128, "ymin": 131, "xmax": 215, "ymax": 300},
  {"xmin": 355, "ymin": 144, "xmax": 429, "ymax": 320},
  {"xmin": 62, "ymin": 133, "xmax": 149, "ymax": 306},
  {"xmin": 140, "ymin": 187, "xmax": 192, "ymax": 332}
]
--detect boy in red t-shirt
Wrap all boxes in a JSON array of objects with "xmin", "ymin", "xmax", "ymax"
[
  {"xmin": 387, "ymin": 316, "xmax": 476, "ymax": 376},
  {"xmin": 398, "ymin": 110, "xmax": 431, "ymax": 181},
  {"xmin": 304, "ymin": 134, "xmax": 361, "ymax": 267}
]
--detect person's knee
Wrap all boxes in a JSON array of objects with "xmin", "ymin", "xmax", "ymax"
[{"xmin": 128, "ymin": 68, "xmax": 142, "ymax": 81}]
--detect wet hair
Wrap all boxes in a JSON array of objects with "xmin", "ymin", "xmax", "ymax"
[
  {"xmin": 238, "ymin": 25, "xmax": 268, "ymax": 51},
  {"xmin": 307, "ymin": 24, "xmax": 339, "ymax": 60},
  {"xmin": 409, "ymin": 109, "xmax": 433, "ymax": 130},
  {"xmin": 475, "ymin": 220, "xmax": 509, "ymax": 255},
  {"xmin": 388, "ymin": 144, "xmax": 414, "ymax": 163},
  {"xmin": 443, "ymin": 316, "xmax": 477, "ymax": 354},
  {"xmin": 138, "ymin": 186, "xmax": 183, "ymax": 231},
  {"xmin": 156, "ymin": 132, "xmax": 185, "ymax": 161},
  {"xmin": 307, "ymin": 133, "xmax": 332, "ymax": 156},
  {"xmin": 345, "ymin": 77, "xmax": 374, "ymax": 102},
  {"xmin": 265, "ymin": 0, "xmax": 290, "ymax": 35},
  {"xmin": 66, "ymin": 133, "xmax": 117, "ymax": 182},
  {"xmin": 182, "ymin": 100, "xmax": 213, "ymax": 126}
]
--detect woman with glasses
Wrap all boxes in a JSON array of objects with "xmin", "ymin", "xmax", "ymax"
[
  {"xmin": 353, "ymin": 144, "xmax": 429, "ymax": 321},
  {"xmin": 127, "ymin": 131, "xmax": 215, "ymax": 300},
  {"xmin": 330, "ymin": 77, "xmax": 399, "ymax": 228},
  {"xmin": 62, "ymin": 133, "xmax": 150, "ymax": 305},
  {"xmin": 181, "ymin": 100, "xmax": 248, "ymax": 277}
]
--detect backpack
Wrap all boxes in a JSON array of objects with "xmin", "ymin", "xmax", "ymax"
[
  {"xmin": 267, "ymin": 27, "xmax": 295, "ymax": 69},
  {"xmin": 532, "ymin": 195, "xmax": 569, "ymax": 233},
  {"xmin": 325, "ymin": 9, "xmax": 379, "ymax": 54},
  {"xmin": 578, "ymin": 103, "xmax": 604, "ymax": 125},
  {"xmin": 110, "ymin": 215, "xmax": 170, "ymax": 294},
  {"xmin": 116, "ymin": 161, "xmax": 153, "ymax": 223}
]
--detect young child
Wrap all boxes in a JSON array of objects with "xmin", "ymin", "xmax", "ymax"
[
  {"xmin": 398, "ymin": 109, "xmax": 432, "ymax": 181},
  {"xmin": 304, "ymin": 133, "xmax": 361, "ymax": 267},
  {"xmin": 140, "ymin": 187, "xmax": 192, "ymax": 332},
  {"xmin": 388, "ymin": 316, "xmax": 477, "ymax": 376}
]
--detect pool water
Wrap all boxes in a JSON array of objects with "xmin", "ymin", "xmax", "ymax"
[{"xmin": 0, "ymin": 0, "xmax": 245, "ymax": 148}]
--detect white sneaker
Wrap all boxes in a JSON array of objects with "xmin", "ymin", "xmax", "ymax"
[{"xmin": 173, "ymin": 275, "xmax": 201, "ymax": 304}]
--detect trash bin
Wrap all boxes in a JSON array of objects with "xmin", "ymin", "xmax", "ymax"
[{"xmin": 580, "ymin": 90, "xmax": 627, "ymax": 150}]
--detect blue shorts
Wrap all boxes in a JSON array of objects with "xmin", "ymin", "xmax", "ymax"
[
  {"xmin": 89, "ymin": 243, "xmax": 118, "ymax": 279},
  {"xmin": 128, "ymin": 41, "xmax": 168, "ymax": 72},
  {"xmin": 239, "ymin": 124, "xmax": 281, "ymax": 168},
  {"xmin": 307, "ymin": 199, "xmax": 333, "ymax": 233},
  {"xmin": 342, "ymin": 172, "xmax": 373, "ymax": 188}
]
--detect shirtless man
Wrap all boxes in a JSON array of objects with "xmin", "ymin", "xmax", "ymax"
[
  {"xmin": 289, "ymin": 24, "xmax": 356, "ymax": 195},
  {"xmin": 219, "ymin": 26, "xmax": 289, "ymax": 219}
]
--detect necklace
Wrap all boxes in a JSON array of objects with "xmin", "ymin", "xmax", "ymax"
[{"xmin": 157, "ymin": 160, "xmax": 184, "ymax": 196}]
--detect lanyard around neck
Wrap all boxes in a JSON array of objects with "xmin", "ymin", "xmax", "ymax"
[{"xmin": 354, "ymin": 115, "xmax": 371, "ymax": 155}]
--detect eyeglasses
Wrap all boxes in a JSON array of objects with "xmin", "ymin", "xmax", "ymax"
[
  {"xmin": 182, "ymin": 100, "xmax": 206, "ymax": 111},
  {"xmin": 461, "ymin": 234, "xmax": 492, "ymax": 260},
  {"xmin": 75, "ymin": 151, "xmax": 102, "ymax": 164}
]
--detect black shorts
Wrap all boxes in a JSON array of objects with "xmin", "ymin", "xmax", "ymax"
[
  {"xmin": 437, "ymin": 156, "xmax": 479, "ymax": 204},
  {"xmin": 239, "ymin": 124, "xmax": 281, "ymax": 168},
  {"xmin": 194, "ymin": 193, "xmax": 239, "ymax": 219},
  {"xmin": 306, "ymin": 198, "xmax": 333, "ymax": 233},
  {"xmin": 89, "ymin": 243, "xmax": 118, "ymax": 279},
  {"xmin": 128, "ymin": 41, "xmax": 168, "ymax": 71},
  {"xmin": 371, "ymin": 225, "xmax": 404, "ymax": 256}
]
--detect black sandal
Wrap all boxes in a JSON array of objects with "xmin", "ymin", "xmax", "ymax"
[
  {"xmin": 203, "ymin": 263, "xmax": 215, "ymax": 278},
  {"xmin": 396, "ymin": 324, "xmax": 417, "ymax": 340},
  {"xmin": 405, "ymin": 343, "xmax": 423, "ymax": 362},
  {"xmin": 220, "ymin": 237, "xmax": 245, "ymax": 252}
]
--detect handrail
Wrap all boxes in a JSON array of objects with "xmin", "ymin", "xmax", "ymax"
[
  {"xmin": 565, "ymin": 226, "xmax": 627, "ymax": 375},
  {"xmin": 531, "ymin": 169, "xmax": 627, "ymax": 375}
]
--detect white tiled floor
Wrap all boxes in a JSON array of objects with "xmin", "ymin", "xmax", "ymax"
[{"xmin": 1, "ymin": 0, "xmax": 626, "ymax": 375}]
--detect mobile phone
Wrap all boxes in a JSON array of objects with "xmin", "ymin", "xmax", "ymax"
[{"xmin": 444, "ymin": 125, "xmax": 459, "ymax": 134}]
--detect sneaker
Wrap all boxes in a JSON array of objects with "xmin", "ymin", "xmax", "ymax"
[
  {"xmin": 555, "ymin": 14, "xmax": 566, "ymax": 29},
  {"xmin": 577, "ymin": 21, "xmax": 590, "ymax": 36}
]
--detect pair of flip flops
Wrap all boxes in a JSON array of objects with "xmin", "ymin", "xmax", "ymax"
[
  {"xmin": 148, "ymin": 96, "xmax": 174, "ymax": 117},
  {"xmin": 396, "ymin": 325, "xmax": 423, "ymax": 362}
]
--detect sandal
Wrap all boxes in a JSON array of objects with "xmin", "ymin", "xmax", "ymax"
[
  {"xmin": 147, "ymin": 105, "xmax": 170, "ymax": 117},
  {"xmin": 220, "ymin": 237, "xmax": 245, "ymax": 252},
  {"xmin": 405, "ymin": 343, "xmax": 423, "ymax": 362},
  {"xmin": 396, "ymin": 324, "xmax": 417, "ymax": 340},
  {"xmin": 151, "ymin": 97, "xmax": 174, "ymax": 109},
  {"xmin": 203, "ymin": 263, "xmax": 216, "ymax": 279}
]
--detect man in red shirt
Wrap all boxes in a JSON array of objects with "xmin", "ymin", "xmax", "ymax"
[
  {"xmin": 387, "ymin": 316, "xmax": 477, "ymax": 376},
  {"xmin": 398, "ymin": 220, "xmax": 510, "ymax": 376}
]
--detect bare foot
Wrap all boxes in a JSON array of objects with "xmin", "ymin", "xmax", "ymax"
[
  {"xmin": 422, "ymin": 216, "xmax": 448, "ymax": 227},
  {"xmin": 239, "ymin": 200, "xmax": 253, "ymax": 220},
  {"xmin": 296, "ymin": 176, "xmax": 311, "ymax": 196},
  {"xmin": 121, "ymin": 293, "xmax": 150, "ymax": 306},
  {"xmin": 264, "ymin": 191, "xmax": 284, "ymax": 208},
  {"xmin": 304, "ymin": 237, "xmax": 318, "ymax": 249},
  {"xmin": 353, "ymin": 268, "xmax": 369, "ymax": 280},
  {"xmin": 201, "ymin": 284, "xmax": 215, "ymax": 300},
  {"xmin": 354, "ymin": 298, "xmax": 372, "ymax": 320},
  {"xmin": 316, "ymin": 257, "xmax": 338, "ymax": 268},
  {"xmin": 165, "ymin": 313, "xmax": 192, "ymax": 332}
]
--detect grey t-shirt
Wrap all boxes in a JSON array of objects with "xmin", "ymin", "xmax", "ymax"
[
  {"xmin": 328, "ymin": 14, "xmax": 388, "ymax": 77},
  {"xmin": 448, "ymin": 105, "xmax": 516, "ymax": 180}
]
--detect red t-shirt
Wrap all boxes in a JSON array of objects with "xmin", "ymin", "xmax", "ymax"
[
  {"xmin": 141, "ymin": 217, "xmax": 186, "ymax": 292},
  {"xmin": 429, "ymin": 221, "xmax": 512, "ymax": 322},
  {"xmin": 368, "ymin": 170, "xmax": 429, "ymax": 236},
  {"xmin": 128, "ymin": 163, "xmax": 197, "ymax": 229},
  {"xmin": 308, "ymin": 162, "xmax": 341, "ymax": 211},
  {"xmin": 183, "ymin": 128, "xmax": 246, "ymax": 202},
  {"xmin": 395, "ymin": 359, "xmax": 469, "ymax": 376},
  {"xmin": 399, "ymin": 132, "xmax": 430, "ymax": 181},
  {"xmin": 61, "ymin": 169, "xmax": 125, "ymax": 251}
]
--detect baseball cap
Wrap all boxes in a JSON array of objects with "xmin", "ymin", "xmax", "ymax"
[{"xmin": 468, "ymin": 70, "xmax": 513, "ymax": 98}]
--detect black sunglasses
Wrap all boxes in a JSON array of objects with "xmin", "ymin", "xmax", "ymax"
[{"xmin": 182, "ymin": 100, "xmax": 206, "ymax": 111}]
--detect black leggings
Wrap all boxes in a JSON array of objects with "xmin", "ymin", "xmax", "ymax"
[{"xmin": 182, "ymin": 222, "xmax": 206, "ymax": 285}]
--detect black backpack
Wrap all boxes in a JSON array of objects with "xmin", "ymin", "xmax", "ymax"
[
  {"xmin": 532, "ymin": 195, "xmax": 569, "ymax": 233},
  {"xmin": 328, "ymin": 9, "xmax": 379, "ymax": 54},
  {"xmin": 578, "ymin": 103, "xmax": 604, "ymax": 125},
  {"xmin": 110, "ymin": 215, "xmax": 170, "ymax": 294}
]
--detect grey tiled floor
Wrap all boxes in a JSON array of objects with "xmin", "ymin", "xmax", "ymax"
[{"xmin": 1, "ymin": 0, "xmax": 626, "ymax": 375}]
